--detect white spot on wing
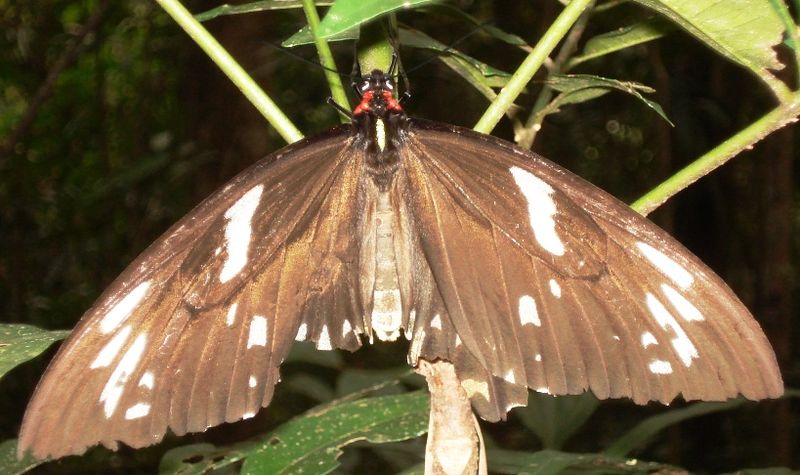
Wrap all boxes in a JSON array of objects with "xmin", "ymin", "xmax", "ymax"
[
  {"xmin": 99, "ymin": 281, "xmax": 151, "ymax": 334},
  {"xmin": 249, "ymin": 375, "xmax": 257, "ymax": 388},
  {"xmin": 295, "ymin": 323, "xmax": 307, "ymax": 341},
  {"xmin": 430, "ymin": 314, "xmax": 442, "ymax": 330},
  {"xmin": 125, "ymin": 402, "xmax": 151, "ymax": 420},
  {"xmin": 510, "ymin": 166, "xmax": 565, "ymax": 256},
  {"xmin": 455, "ymin": 335, "xmax": 462, "ymax": 347},
  {"xmin": 139, "ymin": 371, "xmax": 155, "ymax": 390},
  {"xmin": 641, "ymin": 331, "xmax": 658, "ymax": 348},
  {"xmin": 317, "ymin": 324, "xmax": 332, "ymax": 350},
  {"xmin": 226, "ymin": 303, "xmax": 238, "ymax": 327},
  {"xmin": 220, "ymin": 185, "xmax": 264, "ymax": 283},
  {"xmin": 91, "ymin": 325, "xmax": 132, "ymax": 368},
  {"xmin": 661, "ymin": 284, "xmax": 704, "ymax": 321},
  {"xmin": 637, "ymin": 242, "xmax": 694, "ymax": 289},
  {"xmin": 549, "ymin": 279, "xmax": 561, "ymax": 298},
  {"xmin": 242, "ymin": 411, "xmax": 256, "ymax": 420},
  {"xmin": 503, "ymin": 370, "xmax": 516, "ymax": 384},
  {"xmin": 535, "ymin": 386, "xmax": 550, "ymax": 394},
  {"xmin": 342, "ymin": 319, "xmax": 352, "ymax": 337},
  {"xmin": 645, "ymin": 293, "xmax": 698, "ymax": 367},
  {"xmin": 649, "ymin": 359, "xmax": 673, "ymax": 374},
  {"xmin": 247, "ymin": 315, "xmax": 267, "ymax": 349},
  {"xmin": 100, "ymin": 333, "xmax": 148, "ymax": 418},
  {"xmin": 534, "ymin": 354, "xmax": 542, "ymax": 362},
  {"xmin": 518, "ymin": 295, "xmax": 541, "ymax": 326}
]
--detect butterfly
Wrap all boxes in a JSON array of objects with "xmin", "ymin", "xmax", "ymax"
[{"xmin": 18, "ymin": 58, "xmax": 783, "ymax": 459}]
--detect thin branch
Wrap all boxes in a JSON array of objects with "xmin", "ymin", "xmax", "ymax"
[
  {"xmin": 632, "ymin": 91, "xmax": 800, "ymax": 215},
  {"xmin": 516, "ymin": 1, "xmax": 594, "ymax": 149},
  {"xmin": 302, "ymin": 0, "xmax": 349, "ymax": 118},
  {"xmin": 155, "ymin": 0, "xmax": 303, "ymax": 144},
  {"xmin": 473, "ymin": 0, "xmax": 594, "ymax": 134},
  {"xmin": 0, "ymin": 0, "xmax": 111, "ymax": 162}
]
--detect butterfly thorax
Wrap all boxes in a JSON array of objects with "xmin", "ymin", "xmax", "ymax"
[{"xmin": 352, "ymin": 70, "xmax": 408, "ymax": 191}]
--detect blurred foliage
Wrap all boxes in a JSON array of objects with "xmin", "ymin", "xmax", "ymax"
[{"xmin": 0, "ymin": 0, "xmax": 798, "ymax": 473}]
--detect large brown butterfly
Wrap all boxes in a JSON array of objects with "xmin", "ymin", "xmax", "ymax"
[{"xmin": 19, "ymin": 61, "xmax": 783, "ymax": 459}]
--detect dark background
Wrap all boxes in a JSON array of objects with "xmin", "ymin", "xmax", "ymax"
[{"xmin": 1, "ymin": 0, "xmax": 796, "ymax": 472}]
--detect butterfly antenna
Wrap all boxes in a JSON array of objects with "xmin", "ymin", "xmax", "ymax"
[
  {"xmin": 404, "ymin": 22, "xmax": 496, "ymax": 76},
  {"xmin": 261, "ymin": 41, "xmax": 350, "ymax": 79}
]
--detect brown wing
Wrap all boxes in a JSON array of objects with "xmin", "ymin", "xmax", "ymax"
[
  {"xmin": 19, "ymin": 126, "xmax": 373, "ymax": 459},
  {"xmin": 399, "ymin": 118, "xmax": 782, "ymax": 421}
]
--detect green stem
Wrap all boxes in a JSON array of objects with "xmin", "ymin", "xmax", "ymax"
[
  {"xmin": 357, "ymin": 21, "xmax": 394, "ymax": 74},
  {"xmin": 156, "ymin": 0, "xmax": 303, "ymax": 143},
  {"xmin": 517, "ymin": 1, "xmax": 593, "ymax": 149},
  {"xmin": 631, "ymin": 91, "xmax": 800, "ymax": 215},
  {"xmin": 302, "ymin": 0, "xmax": 349, "ymax": 120},
  {"xmin": 473, "ymin": 0, "xmax": 594, "ymax": 134}
]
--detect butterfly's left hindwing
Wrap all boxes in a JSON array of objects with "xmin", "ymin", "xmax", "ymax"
[
  {"xmin": 402, "ymin": 119, "xmax": 782, "ymax": 421},
  {"xmin": 18, "ymin": 126, "xmax": 373, "ymax": 459}
]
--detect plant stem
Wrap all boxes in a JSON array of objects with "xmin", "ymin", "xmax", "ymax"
[
  {"xmin": 517, "ymin": 1, "xmax": 593, "ymax": 149},
  {"xmin": 302, "ymin": 0, "xmax": 349, "ymax": 120},
  {"xmin": 156, "ymin": 0, "xmax": 303, "ymax": 143},
  {"xmin": 473, "ymin": 0, "xmax": 594, "ymax": 134},
  {"xmin": 632, "ymin": 91, "xmax": 800, "ymax": 215}
]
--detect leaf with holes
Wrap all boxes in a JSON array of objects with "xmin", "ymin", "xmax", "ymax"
[
  {"xmin": 242, "ymin": 391, "xmax": 429, "ymax": 474},
  {"xmin": 158, "ymin": 392, "xmax": 429, "ymax": 475},
  {"xmin": 630, "ymin": 0, "xmax": 784, "ymax": 77}
]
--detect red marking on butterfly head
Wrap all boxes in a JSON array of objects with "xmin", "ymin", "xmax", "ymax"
[{"xmin": 352, "ymin": 70, "xmax": 404, "ymax": 119}]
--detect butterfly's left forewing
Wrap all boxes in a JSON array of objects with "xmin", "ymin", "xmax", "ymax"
[
  {"xmin": 19, "ymin": 126, "xmax": 372, "ymax": 459},
  {"xmin": 401, "ymin": 119, "xmax": 782, "ymax": 421}
]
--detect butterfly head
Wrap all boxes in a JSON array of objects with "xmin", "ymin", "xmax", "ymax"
[
  {"xmin": 353, "ymin": 70, "xmax": 404, "ymax": 118},
  {"xmin": 352, "ymin": 69, "xmax": 408, "ymax": 187}
]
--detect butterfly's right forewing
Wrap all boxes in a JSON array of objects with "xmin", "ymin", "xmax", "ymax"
[{"xmin": 19, "ymin": 126, "xmax": 372, "ymax": 459}]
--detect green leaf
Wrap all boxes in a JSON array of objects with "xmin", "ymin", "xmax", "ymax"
[
  {"xmin": 241, "ymin": 391, "xmax": 429, "ymax": 474},
  {"xmin": 487, "ymin": 449, "xmax": 682, "ymax": 475},
  {"xmin": 0, "ymin": 440, "xmax": 46, "ymax": 475},
  {"xmin": 514, "ymin": 392, "xmax": 600, "ymax": 449},
  {"xmin": 629, "ymin": 0, "xmax": 785, "ymax": 76},
  {"xmin": 317, "ymin": 0, "xmax": 440, "ymax": 38},
  {"xmin": 284, "ymin": 0, "xmax": 440, "ymax": 45},
  {"xmin": 160, "ymin": 392, "xmax": 429, "ymax": 475},
  {"xmin": 398, "ymin": 28, "xmax": 514, "ymax": 106},
  {"xmin": 605, "ymin": 399, "xmax": 747, "ymax": 457},
  {"xmin": 159, "ymin": 442, "xmax": 246, "ymax": 475},
  {"xmin": 399, "ymin": 28, "xmax": 511, "ymax": 78},
  {"xmin": 568, "ymin": 17, "xmax": 675, "ymax": 68},
  {"xmin": 0, "ymin": 324, "xmax": 69, "ymax": 379},
  {"xmin": 282, "ymin": 25, "xmax": 360, "ymax": 47},
  {"xmin": 195, "ymin": 1, "xmax": 334, "ymax": 22},
  {"xmin": 547, "ymin": 74, "xmax": 672, "ymax": 125}
]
